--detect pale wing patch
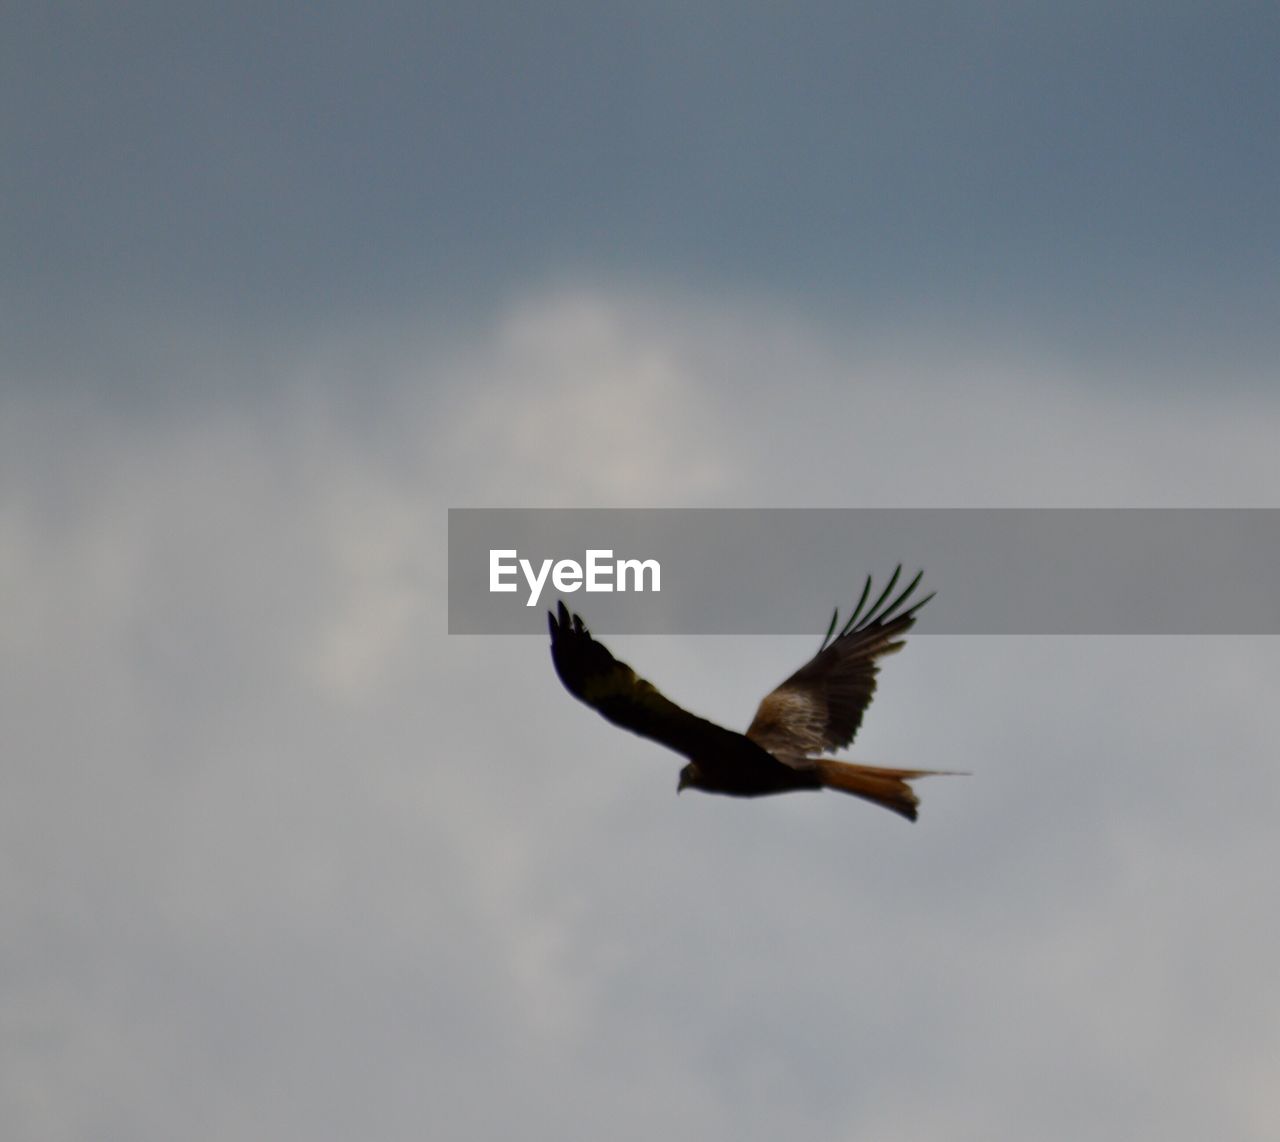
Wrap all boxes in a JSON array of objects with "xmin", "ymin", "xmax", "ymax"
[{"xmin": 745, "ymin": 686, "xmax": 831, "ymax": 762}]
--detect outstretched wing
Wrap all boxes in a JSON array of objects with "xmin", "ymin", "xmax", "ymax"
[
  {"xmin": 745, "ymin": 567, "xmax": 933, "ymax": 763},
  {"xmin": 548, "ymin": 601, "xmax": 746, "ymax": 761}
]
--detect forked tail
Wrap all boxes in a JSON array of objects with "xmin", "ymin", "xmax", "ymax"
[{"xmin": 814, "ymin": 760, "xmax": 958, "ymax": 822}]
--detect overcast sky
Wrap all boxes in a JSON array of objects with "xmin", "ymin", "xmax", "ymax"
[{"xmin": 4, "ymin": 5, "xmax": 1280, "ymax": 1141}]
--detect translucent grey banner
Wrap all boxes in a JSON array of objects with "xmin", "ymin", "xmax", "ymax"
[{"xmin": 448, "ymin": 509, "xmax": 1279, "ymax": 635}]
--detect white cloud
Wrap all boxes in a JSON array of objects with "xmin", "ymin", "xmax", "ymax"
[
  {"xmin": 421, "ymin": 284, "xmax": 1280, "ymax": 508},
  {"xmin": 435, "ymin": 290, "xmax": 733, "ymax": 505},
  {"xmin": 3, "ymin": 283, "xmax": 1279, "ymax": 1141}
]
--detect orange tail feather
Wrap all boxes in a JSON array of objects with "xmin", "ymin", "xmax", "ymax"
[{"xmin": 814, "ymin": 760, "xmax": 956, "ymax": 822}]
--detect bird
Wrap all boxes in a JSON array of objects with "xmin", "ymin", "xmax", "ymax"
[{"xmin": 547, "ymin": 566, "xmax": 954, "ymax": 821}]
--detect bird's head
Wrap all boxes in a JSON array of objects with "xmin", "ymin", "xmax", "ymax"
[{"xmin": 677, "ymin": 762, "xmax": 703, "ymax": 794}]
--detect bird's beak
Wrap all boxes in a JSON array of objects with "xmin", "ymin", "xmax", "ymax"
[{"xmin": 677, "ymin": 774, "xmax": 687, "ymax": 794}]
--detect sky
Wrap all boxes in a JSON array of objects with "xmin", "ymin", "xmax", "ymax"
[{"xmin": 3, "ymin": 4, "xmax": 1280, "ymax": 1140}]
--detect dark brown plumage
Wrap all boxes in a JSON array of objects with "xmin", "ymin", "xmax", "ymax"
[{"xmin": 548, "ymin": 567, "xmax": 954, "ymax": 820}]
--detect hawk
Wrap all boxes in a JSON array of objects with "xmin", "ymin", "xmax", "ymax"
[{"xmin": 548, "ymin": 566, "xmax": 953, "ymax": 820}]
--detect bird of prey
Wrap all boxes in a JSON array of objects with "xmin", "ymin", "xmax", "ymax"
[{"xmin": 548, "ymin": 567, "xmax": 952, "ymax": 821}]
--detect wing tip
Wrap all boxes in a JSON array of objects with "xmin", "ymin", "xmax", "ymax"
[
  {"xmin": 827, "ymin": 567, "xmax": 934, "ymax": 645},
  {"xmin": 548, "ymin": 600, "xmax": 575, "ymax": 637}
]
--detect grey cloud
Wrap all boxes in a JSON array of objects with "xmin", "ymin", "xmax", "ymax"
[
  {"xmin": 4, "ymin": 4, "xmax": 1278, "ymax": 390},
  {"xmin": 3, "ymin": 9, "xmax": 1278, "ymax": 1142}
]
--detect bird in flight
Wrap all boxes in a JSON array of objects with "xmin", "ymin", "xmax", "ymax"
[{"xmin": 548, "ymin": 566, "xmax": 954, "ymax": 821}]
